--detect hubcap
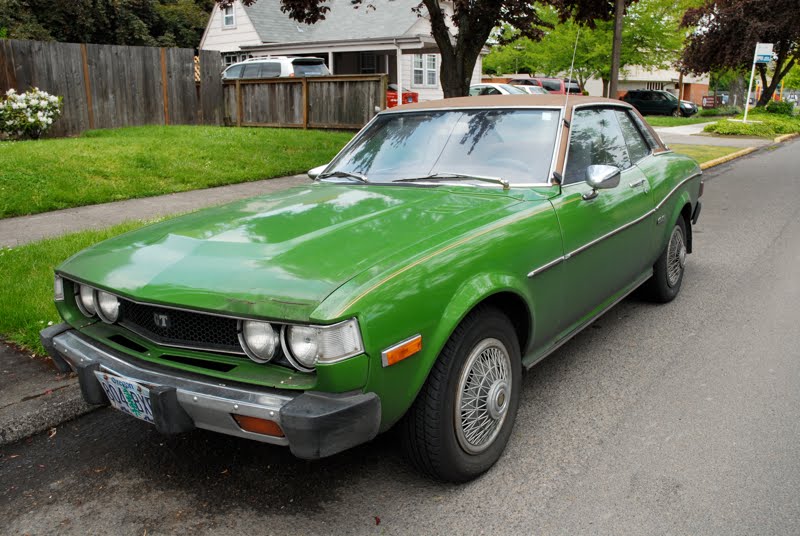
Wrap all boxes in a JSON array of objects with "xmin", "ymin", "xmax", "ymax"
[
  {"xmin": 667, "ymin": 225, "xmax": 686, "ymax": 287},
  {"xmin": 455, "ymin": 338, "xmax": 512, "ymax": 454}
]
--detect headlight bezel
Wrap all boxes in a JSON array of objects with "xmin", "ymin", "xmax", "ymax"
[
  {"xmin": 74, "ymin": 283, "xmax": 97, "ymax": 317},
  {"xmin": 282, "ymin": 318, "xmax": 364, "ymax": 372},
  {"xmin": 95, "ymin": 290, "xmax": 120, "ymax": 324},
  {"xmin": 238, "ymin": 319, "xmax": 280, "ymax": 363}
]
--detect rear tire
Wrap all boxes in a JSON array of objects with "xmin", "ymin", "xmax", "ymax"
[
  {"xmin": 643, "ymin": 217, "xmax": 688, "ymax": 303},
  {"xmin": 401, "ymin": 306, "xmax": 522, "ymax": 482}
]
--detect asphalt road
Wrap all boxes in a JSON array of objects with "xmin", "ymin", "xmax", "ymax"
[{"xmin": 2, "ymin": 140, "xmax": 799, "ymax": 535}]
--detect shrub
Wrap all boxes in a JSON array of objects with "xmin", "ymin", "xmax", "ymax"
[
  {"xmin": 704, "ymin": 112, "xmax": 800, "ymax": 137},
  {"xmin": 764, "ymin": 100, "xmax": 795, "ymax": 115},
  {"xmin": 698, "ymin": 106, "xmax": 742, "ymax": 117},
  {"xmin": 0, "ymin": 88, "xmax": 63, "ymax": 140}
]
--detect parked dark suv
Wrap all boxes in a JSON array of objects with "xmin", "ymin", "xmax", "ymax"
[{"xmin": 621, "ymin": 90, "xmax": 698, "ymax": 117}]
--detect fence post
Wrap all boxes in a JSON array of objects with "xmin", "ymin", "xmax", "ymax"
[
  {"xmin": 236, "ymin": 80, "xmax": 242, "ymax": 127},
  {"xmin": 160, "ymin": 48, "xmax": 170, "ymax": 125},
  {"xmin": 80, "ymin": 44, "xmax": 95, "ymax": 129},
  {"xmin": 302, "ymin": 78, "xmax": 309, "ymax": 129}
]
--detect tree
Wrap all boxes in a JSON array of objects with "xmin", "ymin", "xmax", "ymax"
[
  {"xmin": 682, "ymin": 0, "xmax": 800, "ymax": 106},
  {"xmin": 0, "ymin": 0, "xmax": 213, "ymax": 48},
  {"xmin": 234, "ymin": 0, "xmax": 623, "ymax": 98},
  {"xmin": 485, "ymin": 0, "xmax": 688, "ymax": 96}
]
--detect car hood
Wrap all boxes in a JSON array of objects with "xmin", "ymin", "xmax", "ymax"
[{"xmin": 59, "ymin": 184, "xmax": 524, "ymax": 321}]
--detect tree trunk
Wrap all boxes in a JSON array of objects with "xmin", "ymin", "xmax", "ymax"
[
  {"xmin": 608, "ymin": 0, "xmax": 625, "ymax": 99},
  {"xmin": 602, "ymin": 78, "xmax": 610, "ymax": 98},
  {"xmin": 439, "ymin": 54, "xmax": 477, "ymax": 98}
]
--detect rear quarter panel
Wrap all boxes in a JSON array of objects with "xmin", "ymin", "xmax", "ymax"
[{"xmin": 637, "ymin": 151, "xmax": 702, "ymax": 253}]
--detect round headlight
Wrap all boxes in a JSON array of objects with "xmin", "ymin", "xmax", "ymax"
[
  {"xmin": 96, "ymin": 291, "xmax": 120, "ymax": 323},
  {"xmin": 76, "ymin": 284, "xmax": 96, "ymax": 317},
  {"xmin": 240, "ymin": 321, "xmax": 279, "ymax": 363},
  {"xmin": 285, "ymin": 325, "xmax": 319, "ymax": 371}
]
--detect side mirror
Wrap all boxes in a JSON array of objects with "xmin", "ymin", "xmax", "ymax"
[
  {"xmin": 583, "ymin": 165, "xmax": 620, "ymax": 200},
  {"xmin": 307, "ymin": 164, "xmax": 328, "ymax": 180}
]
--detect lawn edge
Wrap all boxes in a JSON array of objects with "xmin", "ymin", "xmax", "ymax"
[{"xmin": 700, "ymin": 147, "xmax": 758, "ymax": 170}]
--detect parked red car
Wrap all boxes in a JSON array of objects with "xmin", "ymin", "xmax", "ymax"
[
  {"xmin": 509, "ymin": 77, "xmax": 581, "ymax": 95},
  {"xmin": 387, "ymin": 84, "xmax": 419, "ymax": 108}
]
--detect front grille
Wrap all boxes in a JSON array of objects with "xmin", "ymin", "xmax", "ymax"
[{"xmin": 118, "ymin": 299, "xmax": 243, "ymax": 354}]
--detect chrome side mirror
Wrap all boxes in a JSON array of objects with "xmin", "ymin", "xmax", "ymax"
[
  {"xmin": 307, "ymin": 164, "xmax": 328, "ymax": 180},
  {"xmin": 583, "ymin": 165, "xmax": 621, "ymax": 200}
]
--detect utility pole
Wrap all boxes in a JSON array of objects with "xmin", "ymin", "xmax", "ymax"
[{"xmin": 608, "ymin": 0, "xmax": 624, "ymax": 99}]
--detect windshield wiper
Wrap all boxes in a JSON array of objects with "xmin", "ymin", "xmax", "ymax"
[
  {"xmin": 393, "ymin": 172, "xmax": 510, "ymax": 190},
  {"xmin": 317, "ymin": 170, "xmax": 369, "ymax": 183}
]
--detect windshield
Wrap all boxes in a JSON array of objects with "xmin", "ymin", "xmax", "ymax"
[{"xmin": 324, "ymin": 109, "xmax": 560, "ymax": 185}]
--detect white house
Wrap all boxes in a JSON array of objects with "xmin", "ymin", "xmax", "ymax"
[{"xmin": 199, "ymin": 0, "xmax": 484, "ymax": 102}]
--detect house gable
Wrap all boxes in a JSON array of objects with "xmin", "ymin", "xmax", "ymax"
[{"xmin": 200, "ymin": 1, "xmax": 263, "ymax": 53}]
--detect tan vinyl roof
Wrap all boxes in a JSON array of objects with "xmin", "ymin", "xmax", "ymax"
[{"xmin": 388, "ymin": 94, "xmax": 630, "ymax": 112}]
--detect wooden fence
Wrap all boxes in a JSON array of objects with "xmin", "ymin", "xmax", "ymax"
[
  {"xmin": 0, "ymin": 39, "xmax": 223, "ymax": 137},
  {"xmin": 224, "ymin": 75, "xmax": 387, "ymax": 130}
]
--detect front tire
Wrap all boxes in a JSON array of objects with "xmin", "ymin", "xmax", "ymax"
[
  {"xmin": 644, "ymin": 217, "xmax": 688, "ymax": 302},
  {"xmin": 401, "ymin": 306, "xmax": 522, "ymax": 482}
]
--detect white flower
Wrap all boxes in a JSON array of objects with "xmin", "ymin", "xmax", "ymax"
[
  {"xmin": 5, "ymin": 88, "xmax": 15, "ymax": 96},
  {"xmin": 28, "ymin": 117, "xmax": 34, "ymax": 122}
]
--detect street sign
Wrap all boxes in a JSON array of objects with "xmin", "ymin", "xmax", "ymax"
[
  {"xmin": 744, "ymin": 43, "xmax": 774, "ymax": 122},
  {"xmin": 755, "ymin": 43, "xmax": 773, "ymax": 64}
]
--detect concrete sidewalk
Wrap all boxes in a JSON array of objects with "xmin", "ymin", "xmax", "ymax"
[
  {"xmin": 653, "ymin": 122, "xmax": 772, "ymax": 148},
  {"xmin": 0, "ymin": 173, "xmax": 309, "ymax": 248}
]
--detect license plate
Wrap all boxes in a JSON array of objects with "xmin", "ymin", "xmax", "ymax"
[{"xmin": 95, "ymin": 372, "xmax": 154, "ymax": 424}]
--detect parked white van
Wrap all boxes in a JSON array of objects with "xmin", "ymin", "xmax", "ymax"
[{"xmin": 222, "ymin": 56, "xmax": 330, "ymax": 80}]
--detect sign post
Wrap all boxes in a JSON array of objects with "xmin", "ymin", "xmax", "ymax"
[{"xmin": 744, "ymin": 42, "xmax": 773, "ymax": 122}]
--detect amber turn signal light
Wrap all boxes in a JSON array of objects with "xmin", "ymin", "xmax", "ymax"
[
  {"xmin": 232, "ymin": 414, "xmax": 285, "ymax": 437},
  {"xmin": 381, "ymin": 334, "xmax": 422, "ymax": 367}
]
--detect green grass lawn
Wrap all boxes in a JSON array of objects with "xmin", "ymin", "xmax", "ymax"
[
  {"xmin": 0, "ymin": 219, "xmax": 158, "ymax": 355},
  {"xmin": 644, "ymin": 116, "xmax": 722, "ymax": 127},
  {"xmin": 0, "ymin": 126, "xmax": 353, "ymax": 219},
  {"xmin": 669, "ymin": 144, "xmax": 741, "ymax": 164}
]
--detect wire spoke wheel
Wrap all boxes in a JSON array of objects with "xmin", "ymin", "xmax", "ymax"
[
  {"xmin": 666, "ymin": 225, "xmax": 687, "ymax": 287},
  {"xmin": 454, "ymin": 338, "xmax": 512, "ymax": 455}
]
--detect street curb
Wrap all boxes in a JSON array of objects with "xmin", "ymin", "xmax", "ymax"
[
  {"xmin": 774, "ymin": 132, "xmax": 799, "ymax": 143},
  {"xmin": 700, "ymin": 147, "xmax": 758, "ymax": 170},
  {"xmin": 0, "ymin": 381, "xmax": 95, "ymax": 447}
]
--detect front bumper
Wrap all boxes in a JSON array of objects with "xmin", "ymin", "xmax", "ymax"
[{"xmin": 40, "ymin": 324, "xmax": 380, "ymax": 459}]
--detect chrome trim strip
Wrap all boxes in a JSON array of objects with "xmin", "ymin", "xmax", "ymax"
[
  {"xmin": 655, "ymin": 172, "xmax": 702, "ymax": 211},
  {"xmin": 52, "ymin": 330, "xmax": 294, "ymax": 446},
  {"xmin": 381, "ymin": 334, "xmax": 422, "ymax": 368},
  {"xmin": 527, "ymin": 172, "xmax": 702, "ymax": 278},
  {"xmin": 524, "ymin": 269, "xmax": 653, "ymax": 369},
  {"xmin": 526, "ymin": 256, "xmax": 565, "ymax": 278}
]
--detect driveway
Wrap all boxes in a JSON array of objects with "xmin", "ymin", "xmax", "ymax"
[{"xmin": 654, "ymin": 122, "xmax": 771, "ymax": 148}]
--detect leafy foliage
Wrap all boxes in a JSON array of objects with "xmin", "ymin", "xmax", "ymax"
[
  {"xmin": 681, "ymin": 0, "xmax": 800, "ymax": 105},
  {"xmin": 485, "ymin": 0, "xmax": 690, "ymax": 95},
  {"xmin": 0, "ymin": 88, "xmax": 62, "ymax": 140},
  {"xmin": 764, "ymin": 101, "xmax": 795, "ymax": 115},
  {"xmin": 0, "ymin": 0, "xmax": 214, "ymax": 48},
  {"xmin": 697, "ymin": 105, "xmax": 741, "ymax": 116},
  {"xmin": 703, "ymin": 111, "xmax": 800, "ymax": 137}
]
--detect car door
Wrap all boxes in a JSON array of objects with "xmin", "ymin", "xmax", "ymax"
[{"xmin": 550, "ymin": 106, "xmax": 656, "ymax": 331}]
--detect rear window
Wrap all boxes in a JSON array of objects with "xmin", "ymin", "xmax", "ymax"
[{"xmin": 292, "ymin": 59, "xmax": 330, "ymax": 77}]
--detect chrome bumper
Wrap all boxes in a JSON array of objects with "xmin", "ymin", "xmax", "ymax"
[{"xmin": 41, "ymin": 325, "xmax": 380, "ymax": 458}]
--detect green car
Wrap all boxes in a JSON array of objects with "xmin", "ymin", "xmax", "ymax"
[{"xmin": 41, "ymin": 95, "xmax": 702, "ymax": 482}]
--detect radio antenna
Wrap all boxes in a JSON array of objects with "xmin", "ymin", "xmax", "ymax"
[
  {"xmin": 553, "ymin": 27, "xmax": 580, "ymax": 190},
  {"xmin": 563, "ymin": 27, "xmax": 580, "ymax": 126}
]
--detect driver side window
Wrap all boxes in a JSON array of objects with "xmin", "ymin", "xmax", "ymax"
[{"xmin": 563, "ymin": 108, "xmax": 632, "ymax": 185}]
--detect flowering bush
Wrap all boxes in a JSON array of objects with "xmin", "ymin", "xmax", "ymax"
[{"xmin": 0, "ymin": 88, "xmax": 63, "ymax": 140}]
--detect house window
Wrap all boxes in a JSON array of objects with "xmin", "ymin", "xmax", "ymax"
[
  {"xmin": 222, "ymin": 5, "xmax": 235, "ymax": 28},
  {"xmin": 413, "ymin": 54, "xmax": 437, "ymax": 86},
  {"xmin": 360, "ymin": 53, "xmax": 377, "ymax": 74},
  {"xmin": 223, "ymin": 53, "xmax": 251, "ymax": 66}
]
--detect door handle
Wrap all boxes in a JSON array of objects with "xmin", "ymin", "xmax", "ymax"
[{"xmin": 629, "ymin": 178, "xmax": 647, "ymax": 188}]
